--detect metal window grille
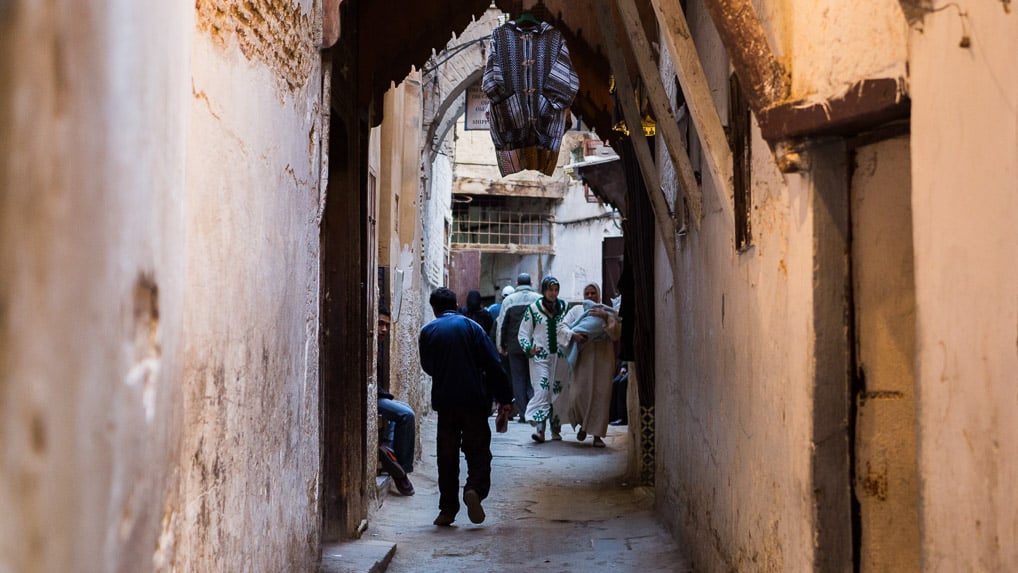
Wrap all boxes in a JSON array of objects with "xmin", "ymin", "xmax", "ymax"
[{"xmin": 451, "ymin": 205, "xmax": 554, "ymax": 253}]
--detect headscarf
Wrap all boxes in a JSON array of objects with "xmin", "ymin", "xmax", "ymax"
[
  {"xmin": 566, "ymin": 282, "xmax": 617, "ymax": 368},
  {"xmin": 540, "ymin": 275, "xmax": 560, "ymax": 294},
  {"xmin": 581, "ymin": 282, "xmax": 601, "ymax": 303}
]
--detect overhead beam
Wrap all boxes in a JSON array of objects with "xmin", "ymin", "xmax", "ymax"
[
  {"xmin": 645, "ymin": 0, "xmax": 734, "ymax": 216},
  {"xmin": 758, "ymin": 78, "xmax": 910, "ymax": 143},
  {"xmin": 615, "ymin": 0, "xmax": 709, "ymax": 224},
  {"xmin": 594, "ymin": 0, "xmax": 679, "ymax": 268},
  {"xmin": 701, "ymin": 0, "xmax": 789, "ymax": 114}
]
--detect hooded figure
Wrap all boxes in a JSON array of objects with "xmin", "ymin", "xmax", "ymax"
[{"xmin": 460, "ymin": 290, "xmax": 494, "ymax": 338}]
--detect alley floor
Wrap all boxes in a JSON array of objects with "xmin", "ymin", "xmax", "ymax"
[{"xmin": 322, "ymin": 413, "xmax": 692, "ymax": 572}]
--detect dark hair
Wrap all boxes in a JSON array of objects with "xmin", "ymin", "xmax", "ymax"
[
  {"xmin": 540, "ymin": 275, "xmax": 560, "ymax": 294},
  {"xmin": 516, "ymin": 273, "xmax": 532, "ymax": 286},
  {"xmin": 378, "ymin": 304, "xmax": 390, "ymax": 317},
  {"xmin": 429, "ymin": 287, "xmax": 458, "ymax": 313}
]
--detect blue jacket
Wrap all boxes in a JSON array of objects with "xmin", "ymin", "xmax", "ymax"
[{"xmin": 419, "ymin": 311, "xmax": 512, "ymax": 412}]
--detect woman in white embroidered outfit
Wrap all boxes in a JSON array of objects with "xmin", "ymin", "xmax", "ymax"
[
  {"xmin": 560, "ymin": 282, "xmax": 620, "ymax": 448},
  {"xmin": 519, "ymin": 276, "xmax": 581, "ymax": 443}
]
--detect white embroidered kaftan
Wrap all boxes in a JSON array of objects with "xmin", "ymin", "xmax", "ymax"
[{"xmin": 518, "ymin": 298, "xmax": 574, "ymax": 424}]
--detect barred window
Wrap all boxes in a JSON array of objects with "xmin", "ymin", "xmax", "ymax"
[{"xmin": 451, "ymin": 195, "xmax": 555, "ymax": 254}]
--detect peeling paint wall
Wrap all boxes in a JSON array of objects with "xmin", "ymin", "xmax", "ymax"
[
  {"xmin": 651, "ymin": 0, "xmax": 896, "ymax": 570},
  {"xmin": 909, "ymin": 2, "xmax": 1018, "ymax": 570},
  {"xmin": 1, "ymin": 1, "xmax": 325, "ymax": 570},
  {"xmin": 786, "ymin": 0, "xmax": 908, "ymax": 100}
]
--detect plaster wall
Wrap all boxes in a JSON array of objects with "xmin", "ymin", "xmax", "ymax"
[
  {"xmin": 425, "ymin": 135, "xmax": 455, "ymax": 293},
  {"xmin": 1, "ymin": 1, "xmax": 325, "ymax": 570},
  {"xmin": 850, "ymin": 137, "xmax": 920, "ymax": 572},
  {"xmin": 378, "ymin": 77, "xmax": 430, "ymax": 422},
  {"xmin": 654, "ymin": 122, "xmax": 818, "ymax": 572},
  {"xmin": 786, "ymin": 0, "xmax": 908, "ymax": 100},
  {"xmin": 909, "ymin": 3, "xmax": 1018, "ymax": 570},
  {"xmin": 651, "ymin": 1, "xmax": 857, "ymax": 570}
]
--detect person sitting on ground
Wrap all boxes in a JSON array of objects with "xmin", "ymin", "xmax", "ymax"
[{"xmin": 376, "ymin": 305, "xmax": 415, "ymax": 496}]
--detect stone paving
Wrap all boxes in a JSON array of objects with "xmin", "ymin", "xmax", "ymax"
[{"xmin": 323, "ymin": 413, "xmax": 692, "ymax": 572}]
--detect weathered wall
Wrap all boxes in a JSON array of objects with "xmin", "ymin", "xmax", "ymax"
[
  {"xmin": 850, "ymin": 137, "xmax": 920, "ymax": 572},
  {"xmin": 377, "ymin": 75, "xmax": 430, "ymax": 446},
  {"xmin": 1, "ymin": 1, "xmax": 326, "ymax": 570},
  {"xmin": 786, "ymin": 0, "xmax": 908, "ymax": 99},
  {"xmin": 651, "ymin": 0, "xmax": 907, "ymax": 570},
  {"xmin": 654, "ymin": 111, "xmax": 818, "ymax": 572},
  {"xmin": 653, "ymin": 4, "xmax": 814, "ymax": 570},
  {"xmin": 0, "ymin": 3, "xmax": 191, "ymax": 570},
  {"xmin": 909, "ymin": 2, "xmax": 1018, "ymax": 570}
]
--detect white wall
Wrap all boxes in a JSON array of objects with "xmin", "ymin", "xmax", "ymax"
[
  {"xmin": 909, "ymin": 2, "xmax": 1018, "ymax": 570},
  {"xmin": 1, "ymin": 2, "xmax": 325, "ymax": 570},
  {"xmin": 651, "ymin": 0, "xmax": 908, "ymax": 570}
]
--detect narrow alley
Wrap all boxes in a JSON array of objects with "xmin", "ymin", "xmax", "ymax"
[
  {"xmin": 4, "ymin": 0, "xmax": 1017, "ymax": 571},
  {"xmin": 323, "ymin": 417, "xmax": 691, "ymax": 572}
]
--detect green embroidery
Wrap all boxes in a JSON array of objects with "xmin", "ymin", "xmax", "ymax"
[
  {"xmin": 552, "ymin": 380, "xmax": 562, "ymax": 393},
  {"xmin": 539, "ymin": 376, "xmax": 550, "ymax": 390},
  {"xmin": 532, "ymin": 410, "xmax": 548, "ymax": 421}
]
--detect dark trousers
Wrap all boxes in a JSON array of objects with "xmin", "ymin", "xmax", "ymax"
[
  {"xmin": 508, "ymin": 352, "xmax": 533, "ymax": 417},
  {"xmin": 436, "ymin": 407, "xmax": 492, "ymax": 515}
]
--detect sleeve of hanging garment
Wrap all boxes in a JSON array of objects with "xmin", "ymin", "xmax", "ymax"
[
  {"xmin": 543, "ymin": 32, "xmax": 579, "ymax": 110},
  {"xmin": 481, "ymin": 29, "xmax": 508, "ymax": 102}
]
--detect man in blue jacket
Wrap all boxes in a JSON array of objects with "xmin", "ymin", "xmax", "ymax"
[{"xmin": 419, "ymin": 287, "xmax": 513, "ymax": 526}]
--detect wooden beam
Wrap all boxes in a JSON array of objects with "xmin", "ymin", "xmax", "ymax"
[
  {"xmin": 645, "ymin": 0, "xmax": 734, "ymax": 214},
  {"xmin": 453, "ymin": 177, "xmax": 569, "ymax": 199},
  {"xmin": 757, "ymin": 78, "xmax": 910, "ymax": 143},
  {"xmin": 701, "ymin": 0, "xmax": 788, "ymax": 114},
  {"xmin": 616, "ymin": 0, "xmax": 709, "ymax": 224},
  {"xmin": 594, "ymin": 0, "xmax": 679, "ymax": 267}
]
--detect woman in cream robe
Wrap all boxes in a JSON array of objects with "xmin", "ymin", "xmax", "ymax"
[{"xmin": 560, "ymin": 282, "xmax": 620, "ymax": 447}]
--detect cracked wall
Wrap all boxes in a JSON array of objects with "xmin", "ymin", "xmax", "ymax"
[{"xmin": 1, "ymin": 1, "xmax": 326, "ymax": 570}]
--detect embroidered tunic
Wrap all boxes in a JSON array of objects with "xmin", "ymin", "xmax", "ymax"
[
  {"xmin": 518, "ymin": 298, "xmax": 575, "ymax": 423},
  {"xmin": 482, "ymin": 20, "xmax": 579, "ymax": 176}
]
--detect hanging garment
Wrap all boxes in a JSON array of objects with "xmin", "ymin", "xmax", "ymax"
[{"xmin": 482, "ymin": 20, "xmax": 579, "ymax": 177}]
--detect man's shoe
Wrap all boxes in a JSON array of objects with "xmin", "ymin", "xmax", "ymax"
[
  {"xmin": 593, "ymin": 436, "xmax": 606, "ymax": 448},
  {"xmin": 394, "ymin": 475, "xmax": 415, "ymax": 496},
  {"xmin": 433, "ymin": 512, "xmax": 455, "ymax": 526},
  {"xmin": 576, "ymin": 428, "xmax": 587, "ymax": 441},
  {"xmin": 551, "ymin": 432, "xmax": 562, "ymax": 441},
  {"xmin": 463, "ymin": 489, "xmax": 485, "ymax": 524},
  {"xmin": 378, "ymin": 445, "xmax": 407, "ymax": 481}
]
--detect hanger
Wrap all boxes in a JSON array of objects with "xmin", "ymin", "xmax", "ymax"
[{"xmin": 515, "ymin": 11, "xmax": 541, "ymax": 27}]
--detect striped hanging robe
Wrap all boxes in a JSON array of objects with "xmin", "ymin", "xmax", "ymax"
[{"xmin": 482, "ymin": 20, "xmax": 580, "ymax": 177}]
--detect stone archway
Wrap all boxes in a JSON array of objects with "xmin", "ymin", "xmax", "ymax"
[{"xmin": 421, "ymin": 7, "xmax": 502, "ymax": 168}]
